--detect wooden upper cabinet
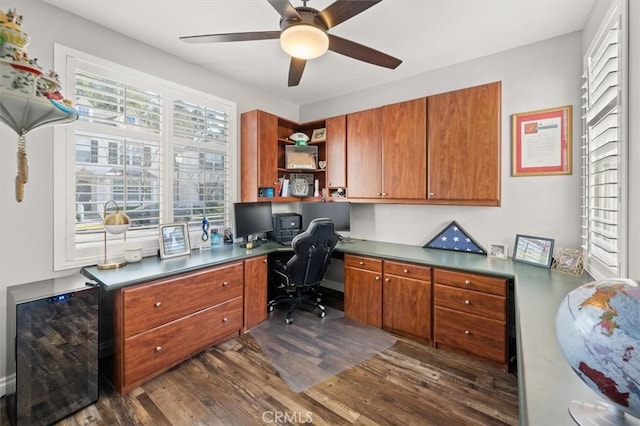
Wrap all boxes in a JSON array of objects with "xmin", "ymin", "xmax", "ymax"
[
  {"xmin": 381, "ymin": 98, "xmax": 427, "ymax": 199},
  {"xmin": 241, "ymin": 110, "xmax": 278, "ymax": 202},
  {"xmin": 347, "ymin": 98, "xmax": 426, "ymax": 200},
  {"xmin": 325, "ymin": 115, "xmax": 346, "ymax": 189},
  {"xmin": 346, "ymin": 108, "xmax": 382, "ymax": 198},
  {"xmin": 427, "ymin": 81, "xmax": 501, "ymax": 206}
]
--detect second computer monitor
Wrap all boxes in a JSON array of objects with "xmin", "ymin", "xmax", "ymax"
[{"xmin": 301, "ymin": 202, "xmax": 350, "ymax": 232}]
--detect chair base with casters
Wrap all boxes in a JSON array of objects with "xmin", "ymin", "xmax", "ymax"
[
  {"xmin": 267, "ymin": 286, "xmax": 326, "ymax": 325},
  {"xmin": 266, "ymin": 218, "xmax": 339, "ymax": 324}
]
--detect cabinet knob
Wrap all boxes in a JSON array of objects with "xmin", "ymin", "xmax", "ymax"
[
  {"xmin": 464, "ymin": 330, "xmax": 471, "ymax": 336},
  {"xmin": 263, "ymin": 259, "xmax": 268, "ymax": 263},
  {"xmin": 155, "ymin": 346, "xmax": 162, "ymax": 352},
  {"xmin": 375, "ymin": 276, "xmax": 380, "ymax": 281},
  {"xmin": 328, "ymin": 182, "xmax": 332, "ymax": 186},
  {"xmin": 359, "ymin": 261, "xmax": 364, "ymax": 265},
  {"xmin": 222, "ymin": 317, "xmax": 228, "ymax": 323},
  {"xmin": 154, "ymin": 302, "xmax": 162, "ymax": 307},
  {"xmin": 222, "ymin": 281, "xmax": 229, "ymax": 286},
  {"xmin": 464, "ymin": 280, "xmax": 471, "ymax": 286},
  {"xmin": 429, "ymin": 192, "xmax": 435, "ymax": 196},
  {"xmin": 381, "ymin": 192, "xmax": 387, "ymax": 197},
  {"xmin": 377, "ymin": 192, "xmax": 382, "ymax": 197},
  {"xmin": 464, "ymin": 300, "xmax": 471, "ymax": 305},
  {"xmin": 385, "ymin": 278, "xmax": 390, "ymax": 282},
  {"xmin": 403, "ymin": 269, "xmax": 409, "ymax": 274}
]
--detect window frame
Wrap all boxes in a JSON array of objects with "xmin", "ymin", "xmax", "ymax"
[
  {"xmin": 581, "ymin": 0, "xmax": 629, "ymax": 279},
  {"xmin": 53, "ymin": 45, "xmax": 237, "ymax": 271}
]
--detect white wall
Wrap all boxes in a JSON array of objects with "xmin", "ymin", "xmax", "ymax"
[{"xmin": 302, "ymin": 32, "xmax": 584, "ymax": 253}]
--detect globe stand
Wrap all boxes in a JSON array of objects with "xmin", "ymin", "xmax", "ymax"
[{"xmin": 569, "ymin": 400, "xmax": 640, "ymax": 425}]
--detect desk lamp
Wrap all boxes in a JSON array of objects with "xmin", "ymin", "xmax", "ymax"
[{"xmin": 97, "ymin": 200, "xmax": 130, "ymax": 270}]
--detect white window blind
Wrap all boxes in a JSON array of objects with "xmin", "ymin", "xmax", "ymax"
[
  {"xmin": 54, "ymin": 46, "xmax": 235, "ymax": 270},
  {"xmin": 581, "ymin": 4, "xmax": 626, "ymax": 279}
]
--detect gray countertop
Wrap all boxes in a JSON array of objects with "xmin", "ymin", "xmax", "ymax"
[{"xmin": 81, "ymin": 239, "xmax": 601, "ymax": 425}]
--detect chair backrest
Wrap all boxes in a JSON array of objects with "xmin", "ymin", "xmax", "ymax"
[{"xmin": 286, "ymin": 218, "xmax": 339, "ymax": 288}]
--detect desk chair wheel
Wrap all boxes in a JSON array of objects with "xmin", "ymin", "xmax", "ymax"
[
  {"xmin": 285, "ymin": 317, "xmax": 293, "ymax": 325},
  {"xmin": 319, "ymin": 310, "xmax": 326, "ymax": 318}
]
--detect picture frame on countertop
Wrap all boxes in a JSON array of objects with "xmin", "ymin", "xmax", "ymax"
[
  {"xmin": 311, "ymin": 127, "xmax": 326, "ymax": 142},
  {"xmin": 551, "ymin": 248, "xmax": 585, "ymax": 276},
  {"xmin": 159, "ymin": 223, "xmax": 191, "ymax": 259},
  {"xmin": 488, "ymin": 243, "xmax": 508, "ymax": 260},
  {"xmin": 512, "ymin": 234, "xmax": 555, "ymax": 268}
]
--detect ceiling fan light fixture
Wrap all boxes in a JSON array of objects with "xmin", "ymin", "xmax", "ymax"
[{"xmin": 280, "ymin": 24, "xmax": 329, "ymax": 60}]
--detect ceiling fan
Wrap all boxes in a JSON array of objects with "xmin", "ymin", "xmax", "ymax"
[{"xmin": 179, "ymin": 0, "xmax": 402, "ymax": 87}]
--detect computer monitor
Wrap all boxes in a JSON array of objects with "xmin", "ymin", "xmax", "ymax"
[
  {"xmin": 301, "ymin": 201, "xmax": 351, "ymax": 233},
  {"xmin": 233, "ymin": 201, "xmax": 274, "ymax": 246}
]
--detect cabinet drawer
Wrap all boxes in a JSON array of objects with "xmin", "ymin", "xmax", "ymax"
[
  {"xmin": 434, "ymin": 306, "xmax": 506, "ymax": 364},
  {"xmin": 434, "ymin": 284, "xmax": 505, "ymax": 321},
  {"xmin": 433, "ymin": 269, "xmax": 506, "ymax": 296},
  {"xmin": 123, "ymin": 296, "xmax": 242, "ymax": 389},
  {"xmin": 123, "ymin": 262, "xmax": 243, "ymax": 338},
  {"xmin": 344, "ymin": 254, "xmax": 382, "ymax": 273},
  {"xmin": 383, "ymin": 260, "xmax": 431, "ymax": 281}
]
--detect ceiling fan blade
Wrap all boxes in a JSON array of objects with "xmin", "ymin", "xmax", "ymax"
[
  {"xmin": 328, "ymin": 34, "xmax": 402, "ymax": 69},
  {"xmin": 319, "ymin": 0, "xmax": 381, "ymax": 29},
  {"xmin": 180, "ymin": 31, "xmax": 281, "ymax": 44},
  {"xmin": 267, "ymin": 0, "xmax": 301, "ymax": 21},
  {"xmin": 288, "ymin": 57, "xmax": 307, "ymax": 87}
]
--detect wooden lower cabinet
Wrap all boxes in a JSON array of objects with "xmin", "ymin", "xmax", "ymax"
[
  {"xmin": 433, "ymin": 268, "xmax": 508, "ymax": 369},
  {"xmin": 344, "ymin": 254, "xmax": 383, "ymax": 327},
  {"xmin": 243, "ymin": 255, "xmax": 268, "ymax": 332},
  {"xmin": 382, "ymin": 261, "xmax": 431, "ymax": 340},
  {"xmin": 344, "ymin": 255, "xmax": 432, "ymax": 340},
  {"xmin": 113, "ymin": 262, "xmax": 245, "ymax": 395}
]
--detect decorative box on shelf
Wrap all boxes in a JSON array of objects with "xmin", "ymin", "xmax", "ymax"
[
  {"xmin": 289, "ymin": 173, "xmax": 314, "ymax": 197},
  {"xmin": 285, "ymin": 145, "xmax": 317, "ymax": 169}
]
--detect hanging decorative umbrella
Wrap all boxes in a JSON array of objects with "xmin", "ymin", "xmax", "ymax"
[{"xmin": 0, "ymin": 8, "xmax": 78, "ymax": 202}]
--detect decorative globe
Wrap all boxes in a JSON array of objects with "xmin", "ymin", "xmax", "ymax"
[{"xmin": 556, "ymin": 279, "xmax": 640, "ymax": 421}]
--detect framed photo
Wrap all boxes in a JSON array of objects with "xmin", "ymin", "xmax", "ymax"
[
  {"xmin": 159, "ymin": 223, "xmax": 191, "ymax": 259},
  {"xmin": 311, "ymin": 127, "xmax": 326, "ymax": 142},
  {"xmin": 488, "ymin": 243, "xmax": 508, "ymax": 260},
  {"xmin": 513, "ymin": 234, "xmax": 555, "ymax": 268},
  {"xmin": 551, "ymin": 248, "xmax": 585, "ymax": 276},
  {"xmin": 512, "ymin": 105, "xmax": 572, "ymax": 176}
]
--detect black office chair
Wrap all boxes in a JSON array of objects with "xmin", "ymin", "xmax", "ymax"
[{"xmin": 267, "ymin": 218, "xmax": 340, "ymax": 324}]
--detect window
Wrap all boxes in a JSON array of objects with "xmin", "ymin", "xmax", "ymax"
[
  {"xmin": 54, "ymin": 46, "xmax": 236, "ymax": 270},
  {"xmin": 581, "ymin": 2, "xmax": 627, "ymax": 279}
]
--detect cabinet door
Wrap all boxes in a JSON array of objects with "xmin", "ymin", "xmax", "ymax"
[
  {"xmin": 346, "ymin": 108, "xmax": 382, "ymax": 198},
  {"xmin": 427, "ymin": 81, "xmax": 501, "ymax": 205},
  {"xmin": 325, "ymin": 115, "xmax": 346, "ymax": 189},
  {"xmin": 241, "ymin": 110, "xmax": 278, "ymax": 201},
  {"xmin": 344, "ymin": 266, "xmax": 382, "ymax": 327},
  {"xmin": 243, "ymin": 255, "xmax": 268, "ymax": 331},
  {"xmin": 381, "ymin": 98, "xmax": 427, "ymax": 199},
  {"xmin": 383, "ymin": 274, "xmax": 431, "ymax": 339}
]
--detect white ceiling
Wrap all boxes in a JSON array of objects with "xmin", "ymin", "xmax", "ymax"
[{"xmin": 43, "ymin": 0, "xmax": 595, "ymax": 105}]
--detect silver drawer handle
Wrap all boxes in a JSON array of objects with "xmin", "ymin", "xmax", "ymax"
[
  {"xmin": 464, "ymin": 330, "xmax": 471, "ymax": 335},
  {"xmin": 155, "ymin": 346, "xmax": 162, "ymax": 352},
  {"xmin": 464, "ymin": 280, "xmax": 471, "ymax": 286},
  {"xmin": 222, "ymin": 317, "xmax": 228, "ymax": 323},
  {"xmin": 359, "ymin": 261, "xmax": 364, "ymax": 265},
  {"xmin": 403, "ymin": 269, "xmax": 409, "ymax": 274},
  {"xmin": 385, "ymin": 278, "xmax": 390, "ymax": 282},
  {"xmin": 375, "ymin": 276, "xmax": 380, "ymax": 281},
  {"xmin": 222, "ymin": 281, "xmax": 229, "ymax": 286},
  {"xmin": 154, "ymin": 302, "xmax": 162, "ymax": 307},
  {"xmin": 464, "ymin": 300, "xmax": 470, "ymax": 305}
]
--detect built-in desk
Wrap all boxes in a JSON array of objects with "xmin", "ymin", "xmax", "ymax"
[{"xmin": 82, "ymin": 239, "xmax": 600, "ymax": 425}]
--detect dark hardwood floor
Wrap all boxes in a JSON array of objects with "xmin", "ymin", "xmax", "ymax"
[{"xmin": 1, "ymin": 289, "xmax": 519, "ymax": 425}]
